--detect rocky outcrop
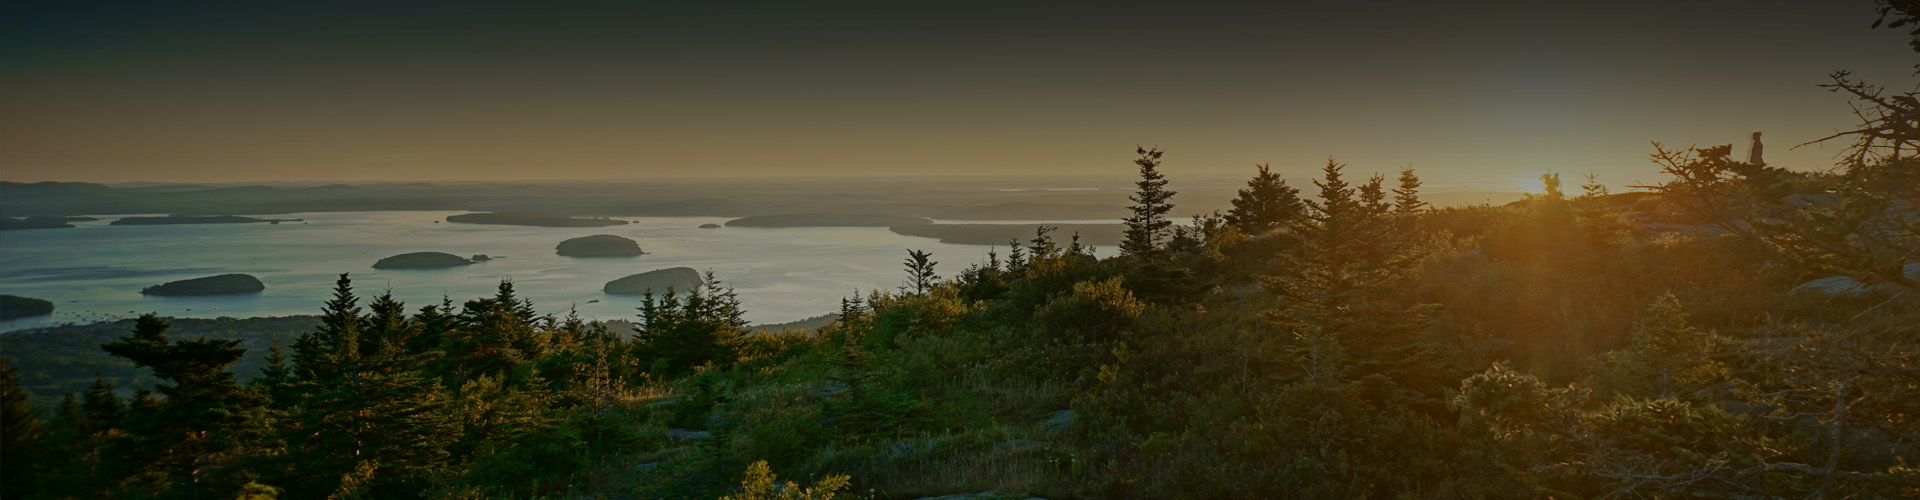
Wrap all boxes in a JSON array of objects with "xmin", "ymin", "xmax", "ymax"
[
  {"xmin": 372, "ymin": 252, "xmax": 473, "ymax": 269},
  {"xmin": 1039, "ymin": 409, "xmax": 1075, "ymax": 435},
  {"xmin": 665, "ymin": 428, "xmax": 711, "ymax": 441},
  {"xmin": 556, "ymin": 234, "xmax": 644, "ymax": 257},
  {"xmin": 603, "ymin": 267, "xmax": 703, "ymax": 295},
  {"xmin": 1793, "ymin": 263, "xmax": 1920, "ymax": 296},
  {"xmin": 141, "ymin": 274, "xmax": 266, "ymax": 296},
  {"xmin": 914, "ymin": 494, "xmax": 1049, "ymax": 500},
  {"xmin": 1641, "ymin": 222, "xmax": 1731, "ymax": 239}
]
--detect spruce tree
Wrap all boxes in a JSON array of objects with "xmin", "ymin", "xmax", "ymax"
[
  {"xmin": 363, "ymin": 290, "xmax": 416, "ymax": 354},
  {"xmin": 281, "ymin": 288, "xmax": 459, "ymax": 498},
  {"xmin": 903, "ymin": 249, "xmax": 939, "ymax": 294},
  {"xmin": 633, "ymin": 272, "xmax": 748, "ymax": 377},
  {"xmin": 1359, "ymin": 173, "xmax": 1390, "ymax": 217},
  {"xmin": 1122, "ymin": 147, "xmax": 1176, "ymax": 259},
  {"xmin": 1393, "ymin": 166, "xmax": 1427, "ymax": 215},
  {"xmin": 79, "ymin": 374, "xmax": 125, "ymax": 433},
  {"xmin": 1266, "ymin": 158, "xmax": 1420, "ymax": 343},
  {"xmin": 294, "ymin": 273, "xmax": 363, "ymax": 382},
  {"xmin": 1, "ymin": 357, "xmax": 43, "ymax": 498},
  {"xmin": 1579, "ymin": 171, "xmax": 1609, "ymax": 199},
  {"xmin": 252, "ymin": 339, "xmax": 299, "ymax": 409},
  {"xmin": 1226, "ymin": 163, "xmax": 1305, "ymax": 235},
  {"xmin": 100, "ymin": 314, "xmax": 270, "ymax": 498}
]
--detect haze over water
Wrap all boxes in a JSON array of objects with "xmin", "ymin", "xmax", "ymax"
[{"xmin": 0, "ymin": 211, "xmax": 1035, "ymax": 331}]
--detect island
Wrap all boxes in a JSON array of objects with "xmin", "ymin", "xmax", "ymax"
[
  {"xmin": 699, "ymin": 223, "xmax": 722, "ymax": 229},
  {"xmin": 0, "ymin": 216, "xmax": 86, "ymax": 230},
  {"xmin": 604, "ymin": 267, "xmax": 703, "ymax": 295},
  {"xmin": 445, "ymin": 212, "xmax": 629, "ymax": 227},
  {"xmin": 140, "ymin": 274, "xmax": 266, "ymax": 296},
  {"xmin": 111, "ymin": 215, "xmax": 300, "ymax": 226},
  {"xmin": 556, "ymin": 234, "xmax": 645, "ymax": 257},
  {"xmin": 889, "ymin": 223, "xmax": 1126, "ymax": 246},
  {"xmin": 373, "ymin": 252, "xmax": 474, "ymax": 269},
  {"xmin": 0, "ymin": 295, "xmax": 55, "ymax": 320},
  {"xmin": 725, "ymin": 213, "xmax": 934, "ymax": 228}
]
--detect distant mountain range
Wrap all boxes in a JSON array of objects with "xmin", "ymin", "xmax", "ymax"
[{"xmin": 0, "ymin": 178, "xmax": 1526, "ymax": 220}]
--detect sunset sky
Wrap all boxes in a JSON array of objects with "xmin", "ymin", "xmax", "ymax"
[{"xmin": 2, "ymin": 1, "xmax": 1913, "ymax": 187}]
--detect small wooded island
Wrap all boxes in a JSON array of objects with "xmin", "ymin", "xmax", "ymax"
[
  {"xmin": 372, "ymin": 252, "xmax": 474, "ymax": 269},
  {"xmin": 140, "ymin": 274, "xmax": 266, "ymax": 296},
  {"xmin": 555, "ymin": 234, "xmax": 644, "ymax": 257},
  {"xmin": 446, "ymin": 212, "xmax": 628, "ymax": 227},
  {"xmin": 724, "ymin": 213, "xmax": 933, "ymax": 227},
  {"xmin": 890, "ymin": 223, "xmax": 1126, "ymax": 246},
  {"xmin": 603, "ymin": 267, "xmax": 702, "ymax": 295},
  {"xmin": 111, "ymin": 215, "xmax": 299, "ymax": 225},
  {"xmin": 0, "ymin": 295, "xmax": 54, "ymax": 319},
  {"xmin": 0, "ymin": 216, "xmax": 92, "ymax": 230}
]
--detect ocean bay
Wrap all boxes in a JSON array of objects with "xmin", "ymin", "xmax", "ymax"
[{"xmin": 0, "ymin": 211, "xmax": 1010, "ymax": 331}]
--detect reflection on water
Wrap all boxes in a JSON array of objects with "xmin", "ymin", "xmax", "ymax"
[{"xmin": 0, "ymin": 211, "xmax": 1021, "ymax": 331}]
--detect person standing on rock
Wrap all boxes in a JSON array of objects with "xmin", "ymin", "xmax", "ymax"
[{"xmin": 1748, "ymin": 131, "xmax": 1765, "ymax": 165}]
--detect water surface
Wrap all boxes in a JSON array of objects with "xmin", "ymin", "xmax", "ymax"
[{"xmin": 0, "ymin": 211, "xmax": 1025, "ymax": 331}]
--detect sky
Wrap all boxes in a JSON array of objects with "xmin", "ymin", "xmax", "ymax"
[{"xmin": 1, "ymin": 0, "xmax": 1914, "ymax": 189}]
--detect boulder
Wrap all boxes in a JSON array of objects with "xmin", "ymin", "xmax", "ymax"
[
  {"xmin": 556, "ymin": 234, "xmax": 644, "ymax": 257},
  {"xmin": 604, "ymin": 267, "xmax": 703, "ymax": 295},
  {"xmin": 373, "ymin": 252, "xmax": 472, "ymax": 269},
  {"xmin": 141, "ymin": 274, "xmax": 266, "ymax": 296},
  {"xmin": 699, "ymin": 223, "xmax": 722, "ymax": 229}
]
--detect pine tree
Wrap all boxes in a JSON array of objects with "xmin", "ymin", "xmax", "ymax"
[
  {"xmin": 1226, "ymin": 163, "xmax": 1305, "ymax": 235},
  {"xmin": 903, "ymin": 249, "xmax": 939, "ymax": 294},
  {"xmin": 1393, "ymin": 165, "xmax": 1427, "ymax": 214},
  {"xmin": 1122, "ymin": 147, "xmax": 1177, "ymax": 259}
]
